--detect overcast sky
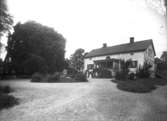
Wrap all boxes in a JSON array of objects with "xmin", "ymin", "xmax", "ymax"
[{"xmin": 3, "ymin": 0, "xmax": 167, "ymax": 58}]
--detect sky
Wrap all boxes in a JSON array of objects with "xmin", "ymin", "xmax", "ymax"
[{"xmin": 1, "ymin": 0, "xmax": 166, "ymax": 59}]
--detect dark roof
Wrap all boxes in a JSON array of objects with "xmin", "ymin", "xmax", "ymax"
[{"xmin": 85, "ymin": 39, "xmax": 156, "ymax": 58}]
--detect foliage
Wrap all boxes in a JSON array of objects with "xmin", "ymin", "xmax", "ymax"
[
  {"xmin": 59, "ymin": 77, "xmax": 75, "ymax": 82},
  {"xmin": 46, "ymin": 72, "xmax": 61, "ymax": 82},
  {"xmin": 5, "ymin": 21, "xmax": 66, "ymax": 75},
  {"xmin": 160, "ymin": 51, "xmax": 167, "ymax": 62},
  {"xmin": 157, "ymin": 62, "xmax": 167, "ymax": 71},
  {"xmin": 31, "ymin": 71, "xmax": 87, "ymax": 83},
  {"xmin": 156, "ymin": 61, "xmax": 167, "ymax": 79},
  {"xmin": 22, "ymin": 54, "xmax": 48, "ymax": 75},
  {"xmin": 115, "ymin": 71, "xmax": 128, "ymax": 80},
  {"xmin": 0, "ymin": 93, "xmax": 19, "ymax": 110},
  {"xmin": 0, "ymin": 0, "xmax": 13, "ymax": 33},
  {"xmin": 137, "ymin": 62, "xmax": 151, "ymax": 78},
  {"xmin": 31, "ymin": 72, "xmax": 61, "ymax": 83},
  {"xmin": 112, "ymin": 78, "xmax": 167, "ymax": 93},
  {"xmin": 67, "ymin": 67, "xmax": 78, "ymax": 78},
  {"xmin": 115, "ymin": 60, "xmax": 128, "ymax": 80},
  {"xmin": 70, "ymin": 48, "xmax": 85, "ymax": 72},
  {"xmin": 0, "ymin": 85, "xmax": 12, "ymax": 93},
  {"xmin": 0, "ymin": 85, "xmax": 18, "ymax": 110},
  {"xmin": 74, "ymin": 72, "xmax": 87, "ymax": 82},
  {"xmin": 31, "ymin": 72, "xmax": 44, "ymax": 82},
  {"xmin": 0, "ymin": 0, "xmax": 13, "ymax": 57},
  {"xmin": 0, "ymin": 59, "xmax": 3, "ymax": 78}
]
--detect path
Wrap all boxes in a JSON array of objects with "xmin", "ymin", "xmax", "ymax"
[{"xmin": 0, "ymin": 79, "xmax": 167, "ymax": 121}]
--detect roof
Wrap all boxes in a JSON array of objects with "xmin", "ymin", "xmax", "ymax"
[{"xmin": 85, "ymin": 39, "xmax": 156, "ymax": 58}]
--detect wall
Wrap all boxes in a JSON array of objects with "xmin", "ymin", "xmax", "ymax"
[{"xmin": 84, "ymin": 51, "xmax": 145, "ymax": 71}]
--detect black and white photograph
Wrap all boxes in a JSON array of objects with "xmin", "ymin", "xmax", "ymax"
[{"xmin": 0, "ymin": 0, "xmax": 167, "ymax": 120}]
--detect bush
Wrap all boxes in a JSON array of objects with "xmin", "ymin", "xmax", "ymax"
[
  {"xmin": 59, "ymin": 76, "xmax": 76, "ymax": 82},
  {"xmin": 112, "ymin": 79, "xmax": 157, "ymax": 93},
  {"xmin": 115, "ymin": 71, "xmax": 128, "ymax": 80},
  {"xmin": 74, "ymin": 72, "xmax": 87, "ymax": 82},
  {"xmin": 67, "ymin": 67, "xmax": 78, "ymax": 78},
  {"xmin": 137, "ymin": 63, "xmax": 151, "ymax": 78},
  {"xmin": 31, "ymin": 71, "xmax": 88, "ymax": 83},
  {"xmin": 31, "ymin": 72, "xmax": 44, "ymax": 82},
  {"xmin": 0, "ymin": 94, "xmax": 19, "ymax": 110},
  {"xmin": 0, "ymin": 86, "xmax": 18, "ymax": 110},
  {"xmin": 31, "ymin": 72, "xmax": 61, "ymax": 82},
  {"xmin": 46, "ymin": 72, "xmax": 61, "ymax": 82},
  {"xmin": 0, "ymin": 86, "xmax": 12, "ymax": 93}
]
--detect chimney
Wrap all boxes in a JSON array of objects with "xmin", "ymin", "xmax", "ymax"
[
  {"xmin": 103, "ymin": 43, "xmax": 107, "ymax": 48},
  {"xmin": 130, "ymin": 37, "xmax": 134, "ymax": 44}
]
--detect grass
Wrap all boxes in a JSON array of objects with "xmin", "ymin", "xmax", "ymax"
[
  {"xmin": 112, "ymin": 78, "xmax": 167, "ymax": 93},
  {"xmin": 0, "ymin": 85, "xmax": 19, "ymax": 110}
]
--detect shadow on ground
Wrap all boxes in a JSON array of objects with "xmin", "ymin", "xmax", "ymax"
[{"xmin": 111, "ymin": 77, "xmax": 167, "ymax": 93}]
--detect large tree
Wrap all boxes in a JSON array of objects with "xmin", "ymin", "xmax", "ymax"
[
  {"xmin": 0, "ymin": 0, "xmax": 13, "ymax": 32},
  {"xmin": 0, "ymin": 0, "xmax": 13, "ymax": 54},
  {"xmin": 70, "ymin": 48, "xmax": 85, "ymax": 72},
  {"xmin": 5, "ymin": 21, "xmax": 66, "ymax": 75}
]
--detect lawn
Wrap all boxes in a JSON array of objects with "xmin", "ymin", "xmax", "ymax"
[{"xmin": 0, "ymin": 79, "xmax": 167, "ymax": 121}]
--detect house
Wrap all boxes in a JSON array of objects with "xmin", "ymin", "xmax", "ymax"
[{"xmin": 84, "ymin": 37, "xmax": 156, "ymax": 78}]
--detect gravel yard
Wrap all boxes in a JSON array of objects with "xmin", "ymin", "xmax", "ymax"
[{"xmin": 0, "ymin": 79, "xmax": 167, "ymax": 121}]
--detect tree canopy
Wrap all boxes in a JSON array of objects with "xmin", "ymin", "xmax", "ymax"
[
  {"xmin": 5, "ymin": 21, "xmax": 66, "ymax": 75},
  {"xmin": 0, "ymin": 0, "xmax": 13, "ymax": 33},
  {"xmin": 0, "ymin": 0, "xmax": 13, "ymax": 55},
  {"xmin": 69, "ymin": 48, "xmax": 85, "ymax": 72}
]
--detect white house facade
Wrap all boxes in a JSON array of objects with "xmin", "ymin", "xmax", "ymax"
[{"xmin": 84, "ymin": 37, "xmax": 156, "ymax": 78}]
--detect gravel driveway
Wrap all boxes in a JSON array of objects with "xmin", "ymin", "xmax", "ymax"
[{"xmin": 0, "ymin": 79, "xmax": 167, "ymax": 121}]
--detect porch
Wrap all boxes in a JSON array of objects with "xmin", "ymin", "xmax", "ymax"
[{"xmin": 86, "ymin": 58, "xmax": 122, "ymax": 78}]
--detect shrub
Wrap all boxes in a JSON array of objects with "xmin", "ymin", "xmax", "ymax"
[
  {"xmin": 67, "ymin": 67, "xmax": 78, "ymax": 78},
  {"xmin": 0, "ymin": 86, "xmax": 18, "ymax": 110},
  {"xmin": 31, "ymin": 72, "xmax": 44, "ymax": 82},
  {"xmin": 115, "ymin": 71, "xmax": 128, "ymax": 80},
  {"xmin": 46, "ymin": 72, "xmax": 61, "ymax": 82},
  {"xmin": 0, "ymin": 94, "xmax": 19, "ymax": 110},
  {"xmin": 59, "ymin": 76, "xmax": 76, "ymax": 82},
  {"xmin": 0, "ymin": 86, "xmax": 12, "ymax": 93},
  {"xmin": 137, "ymin": 63, "xmax": 151, "ymax": 78},
  {"xmin": 74, "ymin": 72, "xmax": 87, "ymax": 82},
  {"xmin": 112, "ymin": 79, "xmax": 157, "ymax": 93}
]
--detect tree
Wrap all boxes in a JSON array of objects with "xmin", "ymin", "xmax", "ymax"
[
  {"xmin": 5, "ymin": 21, "xmax": 66, "ymax": 75},
  {"xmin": 160, "ymin": 51, "xmax": 167, "ymax": 62},
  {"xmin": 0, "ymin": 0, "xmax": 13, "ymax": 33},
  {"xmin": 0, "ymin": 0, "xmax": 13, "ymax": 59},
  {"xmin": 70, "ymin": 48, "xmax": 85, "ymax": 72},
  {"xmin": 0, "ymin": 58, "xmax": 3, "ymax": 78}
]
